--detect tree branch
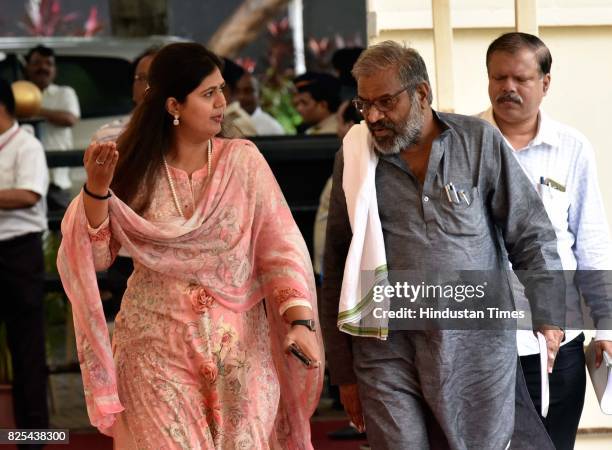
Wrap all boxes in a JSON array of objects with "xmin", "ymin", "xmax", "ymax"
[{"xmin": 207, "ymin": 0, "xmax": 291, "ymax": 57}]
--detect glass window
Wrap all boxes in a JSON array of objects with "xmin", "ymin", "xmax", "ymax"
[
  {"xmin": 55, "ymin": 56, "xmax": 133, "ymax": 119},
  {"xmin": 0, "ymin": 53, "xmax": 20, "ymax": 82}
]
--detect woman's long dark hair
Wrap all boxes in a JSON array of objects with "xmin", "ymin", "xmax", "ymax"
[{"xmin": 112, "ymin": 43, "xmax": 223, "ymax": 213}]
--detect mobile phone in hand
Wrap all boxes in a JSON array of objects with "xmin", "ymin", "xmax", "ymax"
[{"xmin": 289, "ymin": 343, "xmax": 312, "ymax": 367}]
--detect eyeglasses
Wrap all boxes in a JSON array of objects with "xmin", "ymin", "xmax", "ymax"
[{"xmin": 353, "ymin": 86, "xmax": 410, "ymax": 114}]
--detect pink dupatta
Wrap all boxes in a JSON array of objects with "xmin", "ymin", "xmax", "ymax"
[{"xmin": 57, "ymin": 138, "xmax": 323, "ymax": 448}]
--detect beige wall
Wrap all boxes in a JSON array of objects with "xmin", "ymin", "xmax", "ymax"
[{"xmin": 371, "ymin": 25, "xmax": 612, "ymax": 238}]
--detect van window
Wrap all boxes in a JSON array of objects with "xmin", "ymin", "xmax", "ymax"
[
  {"xmin": 0, "ymin": 53, "xmax": 20, "ymax": 82},
  {"xmin": 55, "ymin": 56, "xmax": 133, "ymax": 119}
]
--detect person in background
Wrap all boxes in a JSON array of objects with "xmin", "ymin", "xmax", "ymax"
[
  {"xmin": 235, "ymin": 71, "xmax": 285, "ymax": 135},
  {"xmin": 315, "ymin": 101, "xmax": 367, "ymax": 443},
  {"xmin": 479, "ymin": 32, "xmax": 612, "ymax": 450},
  {"xmin": 332, "ymin": 47, "xmax": 364, "ymax": 102},
  {"xmin": 24, "ymin": 44, "xmax": 80, "ymax": 210},
  {"xmin": 293, "ymin": 72, "xmax": 341, "ymax": 135},
  {"xmin": 92, "ymin": 46, "xmax": 160, "ymax": 143},
  {"xmin": 313, "ymin": 101, "xmax": 362, "ymax": 279},
  {"xmin": 0, "ymin": 78, "xmax": 49, "ymax": 449},
  {"xmin": 221, "ymin": 57, "xmax": 257, "ymax": 137}
]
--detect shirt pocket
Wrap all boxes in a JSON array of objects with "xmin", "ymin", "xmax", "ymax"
[
  {"xmin": 435, "ymin": 185, "xmax": 485, "ymax": 236},
  {"xmin": 0, "ymin": 157, "xmax": 15, "ymax": 189},
  {"xmin": 537, "ymin": 184, "xmax": 569, "ymax": 234}
]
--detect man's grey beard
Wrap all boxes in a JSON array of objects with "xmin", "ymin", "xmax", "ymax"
[{"xmin": 369, "ymin": 95, "xmax": 424, "ymax": 155}]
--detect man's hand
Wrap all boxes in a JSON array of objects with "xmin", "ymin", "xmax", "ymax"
[
  {"xmin": 535, "ymin": 325, "xmax": 564, "ymax": 373},
  {"xmin": 594, "ymin": 340, "xmax": 612, "ymax": 369},
  {"xmin": 339, "ymin": 383, "xmax": 365, "ymax": 433}
]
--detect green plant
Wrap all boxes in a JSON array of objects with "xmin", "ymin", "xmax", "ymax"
[
  {"xmin": 257, "ymin": 17, "xmax": 301, "ymax": 134},
  {"xmin": 43, "ymin": 232, "xmax": 68, "ymax": 364},
  {"xmin": 260, "ymin": 70, "xmax": 301, "ymax": 134}
]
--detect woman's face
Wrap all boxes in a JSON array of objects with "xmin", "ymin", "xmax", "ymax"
[{"xmin": 175, "ymin": 67, "xmax": 227, "ymax": 139}]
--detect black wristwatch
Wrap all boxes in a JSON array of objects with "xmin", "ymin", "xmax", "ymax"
[{"xmin": 291, "ymin": 319, "xmax": 316, "ymax": 332}]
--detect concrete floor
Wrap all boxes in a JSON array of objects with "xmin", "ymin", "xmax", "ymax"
[
  {"xmin": 575, "ymin": 433, "xmax": 612, "ymax": 449},
  {"xmin": 47, "ymin": 371, "xmax": 612, "ymax": 449}
]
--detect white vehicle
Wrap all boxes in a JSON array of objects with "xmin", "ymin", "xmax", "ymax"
[{"xmin": 0, "ymin": 35, "xmax": 185, "ymax": 148}]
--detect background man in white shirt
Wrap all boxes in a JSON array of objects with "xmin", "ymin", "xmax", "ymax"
[
  {"xmin": 235, "ymin": 72, "xmax": 285, "ymax": 136},
  {"xmin": 0, "ymin": 78, "xmax": 49, "ymax": 443},
  {"xmin": 220, "ymin": 58, "xmax": 257, "ymax": 137},
  {"xmin": 292, "ymin": 72, "xmax": 341, "ymax": 135},
  {"xmin": 25, "ymin": 44, "xmax": 80, "ymax": 210},
  {"xmin": 480, "ymin": 32, "xmax": 612, "ymax": 450}
]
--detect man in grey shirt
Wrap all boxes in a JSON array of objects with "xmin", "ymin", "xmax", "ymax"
[{"xmin": 321, "ymin": 41, "xmax": 565, "ymax": 449}]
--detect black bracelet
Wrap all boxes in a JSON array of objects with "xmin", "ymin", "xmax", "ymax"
[{"xmin": 83, "ymin": 183, "xmax": 112, "ymax": 200}]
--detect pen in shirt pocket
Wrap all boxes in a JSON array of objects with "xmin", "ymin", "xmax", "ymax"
[
  {"xmin": 539, "ymin": 176, "xmax": 566, "ymax": 192},
  {"xmin": 459, "ymin": 190, "xmax": 470, "ymax": 206},
  {"xmin": 444, "ymin": 183, "xmax": 470, "ymax": 205},
  {"xmin": 444, "ymin": 184, "xmax": 453, "ymax": 203},
  {"xmin": 448, "ymin": 183, "xmax": 460, "ymax": 203}
]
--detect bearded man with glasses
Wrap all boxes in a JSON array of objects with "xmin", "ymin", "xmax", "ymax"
[{"xmin": 321, "ymin": 40, "xmax": 565, "ymax": 449}]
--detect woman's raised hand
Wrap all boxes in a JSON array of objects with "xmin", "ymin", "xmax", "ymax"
[{"xmin": 83, "ymin": 141, "xmax": 119, "ymax": 195}]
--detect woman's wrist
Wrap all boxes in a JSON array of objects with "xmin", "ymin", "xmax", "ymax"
[
  {"xmin": 84, "ymin": 183, "xmax": 112, "ymax": 200},
  {"xmin": 282, "ymin": 305, "xmax": 313, "ymax": 323}
]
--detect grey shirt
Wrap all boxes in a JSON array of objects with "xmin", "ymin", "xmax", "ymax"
[{"xmin": 321, "ymin": 111, "xmax": 564, "ymax": 385}]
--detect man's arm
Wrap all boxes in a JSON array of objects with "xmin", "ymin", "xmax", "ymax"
[
  {"xmin": 568, "ymin": 138, "xmax": 612, "ymax": 335},
  {"xmin": 0, "ymin": 189, "xmax": 40, "ymax": 209},
  {"xmin": 41, "ymin": 86, "xmax": 80, "ymax": 127},
  {"xmin": 39, "ymin": 108, "xmax": 78, "ymax": 127},
  {"xmin": 487, "ymin": 131, "xmax": 565, "ymax": 329},
  {"xmin": 321, "ymin": 148, "xmax": 357, "ymax": 385}
]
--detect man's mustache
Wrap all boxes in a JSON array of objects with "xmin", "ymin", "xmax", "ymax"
[
  {"xmin": 496, "ymin": 92, "xmax": 522, "ymax": 104},
  {"xmin": 367, "ymin": 120, "xmax": 396, "ymax": 132},
  {"xmin": 35, "ymin": 70, "xmax": 50, "ymax": 76}
]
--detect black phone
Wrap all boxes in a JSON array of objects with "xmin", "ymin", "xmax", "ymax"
[{"xmin": 289, "ymin": 343, "xmax": 312, "ymax": 367}]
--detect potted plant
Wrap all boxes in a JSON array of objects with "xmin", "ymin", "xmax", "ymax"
[{"xmin": 0, "ymin": 323, "xmax": 15, "ymax": 428}]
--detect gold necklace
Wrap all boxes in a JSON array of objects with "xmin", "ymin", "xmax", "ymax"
[{"xmin": 163, "ymin": 139, "xmax": 212, "ymax": 219}]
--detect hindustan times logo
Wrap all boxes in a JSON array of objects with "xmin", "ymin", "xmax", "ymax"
[{"xmin": 372, "ymin": 282, "xmax": 487, "ymax": 303}]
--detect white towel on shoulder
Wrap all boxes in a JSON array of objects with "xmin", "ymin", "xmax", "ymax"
[{"xmin": 338, "ymin": 123, "xmax": 390, "ymax": 339}]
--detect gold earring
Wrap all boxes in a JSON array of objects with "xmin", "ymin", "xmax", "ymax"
[{"xmin": 173, "ymin": 114, "xmax": 179, "ymax": 126}]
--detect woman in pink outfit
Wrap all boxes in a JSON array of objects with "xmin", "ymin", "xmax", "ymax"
[{"xmin": 57, "ymin": 43, "xmax": 323, "ymax": 449}]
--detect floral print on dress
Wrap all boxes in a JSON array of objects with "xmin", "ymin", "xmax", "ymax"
[
  {"xmin": 188, "ymin": 283, "xmax": 216, "ymax": 314},
  {"xmin": 60, "ymin": 138, "xmax": 322, "ymax": 448}
]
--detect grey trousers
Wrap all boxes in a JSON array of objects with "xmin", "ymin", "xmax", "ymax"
[
  {"xmin": 352, "ymin": 330, "xmax": 518, "ymax": 450},
  {"xmin": 510, "ymin": 359, "xmax": 555, "ymax": 450}
]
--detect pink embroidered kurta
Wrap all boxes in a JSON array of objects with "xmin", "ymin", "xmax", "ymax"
[{"xmin": 57, "ymin": 138, "xmax": 323, "ymax": 449}]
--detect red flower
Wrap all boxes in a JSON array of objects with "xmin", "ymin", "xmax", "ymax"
[
  {"xmin": 191, "ymin": 287, "xmax": 214, "ymax": 313},
  {"xmin": 236, "ymin": 57, "xmax": 257, "ymax": 74},
  {"xmin": 221, "ymin": 331, "xmax": 232, "ymax": 345},
  {"xmin": 199, "ymin": 362, "xmax": 218, "ymax": 384}
]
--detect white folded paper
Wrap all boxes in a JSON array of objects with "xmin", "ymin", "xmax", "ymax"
[
  {"xmin": 585, "ymin": 339, "xmax": 612, "ymax": 415},
  {"xmin": 537, "ymin": 332, "xmax": 550, "ymax": 418}
]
